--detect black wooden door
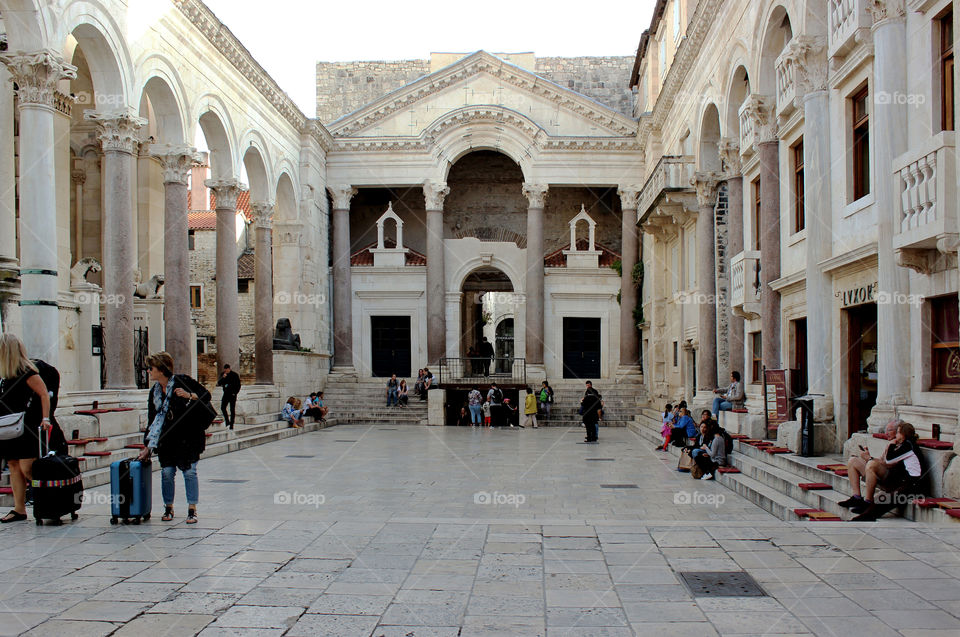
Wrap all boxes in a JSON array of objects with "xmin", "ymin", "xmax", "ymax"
[
  {"xmin": 371, "ymin": 316, "xmax": 411, "ymax": 378},
  {"xmin": 563, "ymin": 317, "xmax": 601, "ymax": 379}
]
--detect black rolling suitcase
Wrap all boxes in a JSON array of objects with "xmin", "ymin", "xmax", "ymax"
[{"xmin": 32, "ymin": 428, "xmax": 83, "ymax": 526}]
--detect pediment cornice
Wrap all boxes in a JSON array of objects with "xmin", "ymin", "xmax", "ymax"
[{"xmin": 329, "ymin": 51, "xmax": 638, "ymax": 138}]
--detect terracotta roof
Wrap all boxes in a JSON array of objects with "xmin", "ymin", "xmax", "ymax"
[
  {"xmin": 188, "ymin": 211, "xmax": 217, "ymax": 230},
  {"xmin": 187, "ymin": 190, "xmax": 252, "ymax": 221},
  {"xmin": 350, "ymin": 239, "xmax": 427, "ymax": 266},
  {"xmin": 544, "ymin": 240, "xmax": 620, "ymax": 268},
  {"xmin": 237, "ymin": 250, "xmax": 255, "ymax": 280}
]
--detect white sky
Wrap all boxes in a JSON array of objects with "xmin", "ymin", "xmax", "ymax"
[{"xmin": 200, "ymin": 0, "xmax": 657, "ymax": 117}]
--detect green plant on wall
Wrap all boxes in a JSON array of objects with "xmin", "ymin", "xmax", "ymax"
[{"xmin": 610, "ymin": 259, "xmax": 644, "ymax": 326}]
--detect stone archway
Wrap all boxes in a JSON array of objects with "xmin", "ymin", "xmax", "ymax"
[{"xmin": 460, "ymin": 266, "xmax": 516, "ymax": 376}]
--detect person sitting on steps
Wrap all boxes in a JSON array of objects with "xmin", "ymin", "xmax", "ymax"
[
  {"xmin": 693, "ymin": 418, "xmax": 726, "ymax": 481},
  {"xmin": 282, "ymin": 397, "xmax": 305, "ymax": 428},
  {"xmin": 712, "ymin": 371, "xmax": 745, "ymax": 418},
  {"xmin": 838, "ymin": 420, "xmax": 922, "ymax": 519}
]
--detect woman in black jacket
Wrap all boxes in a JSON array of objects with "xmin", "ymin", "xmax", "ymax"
[{"xmin": 137, "ymin": 352, "xmax": 211, "ymax": 524}]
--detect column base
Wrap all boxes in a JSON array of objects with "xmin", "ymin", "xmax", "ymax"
[
  {"xmin": 866, "ymin": 402, "xmax": 910, "ymax": 433},
  {"xmin": 427, "ymin": 388, "xmax": 446, "ymax": 426},
  {"xmin": 525, "ymin": 363, "xmax": 546, "ymax": 383},
  {"xmin": 615, "ymin": 365, "xmax": 643, "ymax": 383},
  {"xmin": 328, "ymin": 366, "xmax": 359, "ymax": 382},
  {"xmin": 809, "ymin": 394, "xmax": 834, "ymax": 423},
  {"xmin": 693, "ymin": 390, "xmax": 718, "ymax": 416}
]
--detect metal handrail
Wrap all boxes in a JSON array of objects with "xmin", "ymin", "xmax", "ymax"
[{"xmin": 438, "ymin": 358, "xmax": 526, "ymax": 386}]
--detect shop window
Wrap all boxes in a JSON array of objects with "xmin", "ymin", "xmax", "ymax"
[
  {"xmin": 852, "ymin": 85, "xmax": 870, "ymax": 201},
  {"xmin": 930, "ymin": 295, "xmax": 959, "ymax": 390},
  {"xmin": 751, "ymin": 332, "xmax": 763, "ymax": 384},
  {"xmin": 190, "ymin": 285, "xmax": 202, "ymax": 309},
  {"xmin": 792, "ymin": 139, "xmax": 805, "ymax": 232}
]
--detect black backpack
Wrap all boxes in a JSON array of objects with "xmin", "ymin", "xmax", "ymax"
[
  {"xmin": 492, "ymin": 388, "xmax": 503, "ymax": 404},
  {"xmin": 719, "ymin": 427, "xmax": 734, "ymax": 456}
]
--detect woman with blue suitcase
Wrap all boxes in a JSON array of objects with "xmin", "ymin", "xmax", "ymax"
[{"xmin": 136, "ymin": 351, "xmax": 212, "ymax": 524}]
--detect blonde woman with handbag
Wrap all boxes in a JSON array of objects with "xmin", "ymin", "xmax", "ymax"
[{"xmin": 0, "ymin": 335, "xmax": 52, "ymax": 523}]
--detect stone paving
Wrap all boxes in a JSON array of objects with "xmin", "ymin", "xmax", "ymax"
[{"xmin": 2, "ymin": 425, "xmax": 960, "ymax": 636}]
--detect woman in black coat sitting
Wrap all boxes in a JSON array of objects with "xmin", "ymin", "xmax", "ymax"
[{"xmin": 137, "ymin": 352, "xmax": 211, "ymax": 524}]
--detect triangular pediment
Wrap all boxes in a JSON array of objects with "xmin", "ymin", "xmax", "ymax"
[{"xmin": 329, "ymin": 51, "xmax": 638, "ymax": 140}]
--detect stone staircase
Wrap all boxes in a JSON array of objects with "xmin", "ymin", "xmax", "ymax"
[
  {"xmin": 631, "ymin": 407, "xmax": 960, "ymax": 524},
  {"xmin": 0, "ymin": 385, "xmax": 341, "ymax": 509},
  {"xmin": 319, "ymin": 378, "xmax": 430, "ymax": 426},
  {"xmin": 534, "ymin": 379, "xmax": 646, "ymax": 428}
]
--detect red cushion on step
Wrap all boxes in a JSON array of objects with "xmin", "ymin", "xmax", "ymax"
[
  {"xmin": 83, "ymin": 451, "xmax": 111, "ymax": 456},
  {"xmin": 729, "ymin": 434, "xmax": 749, "ymax": 440},
  {"xmin": 945, "ymin": 509, "xmax": 960, "ymax": 519},
  {"xmin": 799, "ymin": 483, "xmax": 833, "ymax": 490},
  {"xmin": 90, "ymin": 437, "xmax": 108, "ymax": 442},
  {"xmin": 833, "ymin": 469, "xmax": 848, "ymax": 477},
  {"xmin": 66, "ymin": 439, "xmax": 90, "ymax": 445},
  {"xmin": 73, "ymin": 407, "xmax": 134, "ymax": 415},
  {"xmin": 873, "ymin": 433, "xmax": 894, "ymax": 440},
  {"xmin": 731, "ymin": 409, "xmax": 749, "ymax": 413},
  {"xmin": 205, "ymin": 432, "xmax": 212, "ymax": 437},
  {"xmin": 807, "ymin": 515, "xmax": 843, "ymax": 521},
  {"xmin": 918, "ymin": 439, "xmax": 953, "ymax": 450},
  {"xmin": 817, "ymin": 464, "xmax": 846, "ymax": 470},
  {"xmin": 124, "ymin": 443, "xmax": 145, "ymax": 449},
  {"xmin": 916, "ymin": 497, "xmax": 956, "ymax": 508},
  {"xmin": 717, "ymin": 467, "xmax": 740, "ymax": 473},
  {"xmin": 765, "ymin": 447, "xmax": 791, "ymax": 454},
  {"xmin": 0, "ymin": 487, "xmax": 12, "ymax": 495},
  {"xmin": 794, "ymin": 508, "xmax": 823, "ymax": 516}
]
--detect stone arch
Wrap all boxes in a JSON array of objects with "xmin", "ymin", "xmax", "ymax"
[
  {"xmin": 241, "ymin": 138, "xmax": 272, "ymax": 204},
  {"xmin": 195, "ymin": 95, "xmax": 237, "ymax": 179},
  {"xmin": 0, "ymin": 0, "xmax": 50, "ymax": 51},
  {"xmin": 755, "ymin": 3, "xmax": 794, "ymax": 97},
  {"xmin": 429, "ymin": 106, "xmax": 537, "ymax": 182},
  {"xmin": 451, "ymin": 258, "xmax": 523, "ymax": 296},
  {"xmin": 697, "ymin": 103, "xmax": 723, "ymax": 173},
  {"xmin": 275, "ymin": 172, "xmax": 297, "ymax": 223},
  {"xmin": 62, "ymin": 6, "xmax": 132, "ymax": 107},
  {"xmin": 136, "ymin": 56, "xmax": 190, "ymax": 144},
  {"xmin": 723, "ymin": 63, "xmax": 752, "ymax": 141}
]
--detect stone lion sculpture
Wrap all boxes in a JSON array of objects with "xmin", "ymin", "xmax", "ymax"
[
  {"xmin": 70, "ymin": 257, "xmax": 102, "ymax": 287},
  {"xmin": 133, "ymin": 271, "xmax": 165, "ymax": 299}
]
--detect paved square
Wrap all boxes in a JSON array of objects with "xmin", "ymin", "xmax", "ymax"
[{"xmin": 3, "ymin": 425, "xmax": 960, "ymax": 636}]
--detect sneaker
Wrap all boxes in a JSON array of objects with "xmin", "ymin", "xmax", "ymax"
[
  {"xmin": 850, "ymin": 500, "xmax": 872, "ymax": 515},
  {"xmin": 837, "ymin": 495, "xmax": 864, "ymax": 508},
  {"xmin": 700, "ymin": 473, "xmax": 714, "ymax": 481}
]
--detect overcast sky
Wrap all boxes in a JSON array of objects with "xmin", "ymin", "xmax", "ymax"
[{"xmin": 201, "ymin": 0, "xmax": 657, "ymax": 117}]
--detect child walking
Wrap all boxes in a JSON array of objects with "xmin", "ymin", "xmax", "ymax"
[
  {"xmin": 658, "ymin": 403, "xmax": 674, "ymax": 451},
  {"xmin": 482, "ymin": 399, "xmax": 492, "ymax": 427}
]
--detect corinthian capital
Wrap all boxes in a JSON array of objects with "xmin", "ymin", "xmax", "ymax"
[
  {"xmin": 329, "ymin": 184, "xmax": 357, "ymax": 211},
  {"xmin": 1, "ymin": 49, "xmax": 77, "ymax": 108},
  {"xmin": 786, "ymin": 36, "xmax": 828, "ymax": 97},
  {"xmin": 250, "ymin": 201, "xmax": 275, "ymax": 229},
  {"xmin": 85, "ymin": 109, "xmax": 148, "ymax": 155},
  {"xmin": 423, "ymin": 180, "xmax": 450, "ymax": 211},
  {"xmin": 617, "ymin": 186, "xmax": 641, "ymax": 211},
  {"xmin": 718, "ymin": 138, "xmax": 741, "ymax": 175},
  {"xmin": 693, "ymin": 172, "xmax": 723, "ymax": 208},
  {"xmin": 741, "ymin": 95, "xmax": 776, "ymax": 143},
  {"xmin": 152, "ymin": 144, "xmax": 202, "ymax": 185},
  {"xmin": 868, "ymin": 0, "xmax": 906, "ymax": 26},
  {"xmin": 522, "ymin": 183, "xmax": 549, "ymax": 209},
  {"xmin": 205, "ymin": 178, "xmax": 246, "ymax": 212}
]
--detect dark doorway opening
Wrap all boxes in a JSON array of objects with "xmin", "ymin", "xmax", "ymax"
[
  {"xmin": 563, "ymin": 317, "xmax": 601, "ymax": 379},
  {"xmin": 845, "ymin": 304, "xmax": 878, "ymax": 437},
  {"xmin": 371, "ymin": 316, "xmax": 411, "ymax": 378},
  {"xmin": 792, "ymin": 318, "xmax": 808, "ymax": 397}
]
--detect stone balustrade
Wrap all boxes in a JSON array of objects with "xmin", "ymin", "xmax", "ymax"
[
  {"xmin": 775, "ymin": 49, "xmax": 797, "ymax": 118},
  {"xmin": 828, "ymin": 0, "xmax": 872, "ymax": 59},
  {"xmin": 738, "ymin": 102, "xmax": 757, "ymax": 157},
  {"xmin": 730, "ymin": 250, "xmax": 762, "ymax": 319},
  {"xmin": 637, "ymin": 155, "xmax": 695, "ymax": 217},
  {"xmin": 893, "ymin": 131, "xmax": 957, "ymax": 253}
]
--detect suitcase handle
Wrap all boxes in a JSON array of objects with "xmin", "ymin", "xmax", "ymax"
[{"xmin": 38, "ymin": 425, "xmax": 52, "ymax": 457}]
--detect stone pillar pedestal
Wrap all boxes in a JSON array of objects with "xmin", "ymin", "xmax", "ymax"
[
  {"xmin": 758, "ymin": 140, "xmax": 781, "ymax": 371},
  {"xmin": 2, "ymin": 51, "xmax": 76, "ymax": 362},
  {"xmin": 329, "ymin": 185, "xmax": 357, "ymax": 372},
  {"xmin": 206, "ymin": 178, "xmax": 246, "ymax": 372},
  {"xmin": 522, "ymin": 183, "xmax": 548, "ymax": 368},
  {"xmin": 86, "ymin": 109, "xmax": 145, "ymax": 388},
  {"xmin": 617, "ymin": 186, "xmax": 641, "ymax": 376},
  {"xmin": 154, "ymin": 145, "xmax": 199, "ymax": 372},
  {"xmin": 251, "ymin": 202, "xmax": 275, "ymax": 385},
  {"xmin": 424, "ymin": 181, "xmax": 450, "ymax": 365},
  {"xmin": 71, "ymin": 282, "xmax": 101, "ymax": 391}
]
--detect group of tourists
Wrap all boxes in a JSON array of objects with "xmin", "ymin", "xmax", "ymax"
[
  {"xmin": 282, "ymin": 391, "xmax": 328, "ymax": 428},
  {"xmin": 659, "ymin": 402, "xmax": 729, "ymax": 480},
  {"xmin": 456, "ymin": 381, "xmax": 557, "ymax": 429}
]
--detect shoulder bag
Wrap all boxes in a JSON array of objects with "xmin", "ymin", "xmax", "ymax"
[{"xmin": 0, "ymin": 378, "xmax": 32, "ymax": 440}]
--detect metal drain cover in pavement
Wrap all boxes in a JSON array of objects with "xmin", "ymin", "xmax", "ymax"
[
  {"xmin": 335, "ymin": 440, "xmax": 358, "ymax": 442},
  {"xmin": 210, "ymin": 479, "xmax": 248, "ymax": 484},
  {"xmin": 600, "ymin": 484, "xmax": 638, "ymax": 488},
  {"xmin": 585, "ymin": 458, "xmax": 615, "ymax": 462},
  {"xmin": 285, "ymin": 455, "xmax": 315, "ymax": 458},
  {"xmin": 679, "ymin": 571, "xmax": 766, "ymax": 597}
]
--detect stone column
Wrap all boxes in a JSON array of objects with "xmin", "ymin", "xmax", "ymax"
[
  {"xmin": 695, "ymin": 174, "xmax": 721, "ymax": 391},
  {"xmin": 153, "ymin": 145, "xmax": 199, "ymax": 372},
  {"xmin": 206, "ymin": 178, "xmax": 246, "ymax": 372},
  {"xmin": 85, "ymin": 109, "xmax": 145, "ymax": 388},
  {"xmin": 0, "ymin": 63, "xmax": 17, "ymax": 272},
  {"xmin": 251, "ymin": 202, "xmax": 275, "ymax": 384},
  {"xmin": 522, "ymin": 183, "xmax": 548, "ymax": 369},
  {"xmin": 424, "ymin": 180, "xmax": 450, "ymax": 364},
  {"xmin": 871, "ymin": 2, "xmax": 912, "ymax": 412},
  {"xmin": 71, "ymin": 169, "xmax": 85, "ymax": 261},
  {"xmin": 618, "ymin": 186, "xmax": 641, "ymax": 373},
  {"xmin": 795, "ymin": 38, "xmax": 835, "ymax": 418},
  {"xmin": 329, "ymin": 185, "xmax": 356, "ymax": 370},
  {"xmin": 1, "ymin": 51, "xmax": 76, "ymax": 362},
  {"xmin": 720, "ymin": 139, "xmax": 744, "ymax": 379}
]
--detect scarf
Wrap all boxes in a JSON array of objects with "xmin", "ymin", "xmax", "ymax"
[{"xmin": 146, "ymin": 377, "xmax": 175, "ymax": 450}]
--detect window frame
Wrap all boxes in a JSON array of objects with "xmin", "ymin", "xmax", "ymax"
[
  {"xmin": 751, "ymin": 331, "xmax": 763, "ymax": 385},
  {"xmin": 851, "ymin": 85, "xmax": 871, "ymax": 201},
  {"xmin": 929, "ymin": 295, "xmax": 960, "ymax": 391},
  {"xmin": 752, "ymin": 176, "xmax": 761, "ymax": 251},
  {"xmin": 940, "ymin": 8, "xmax": 955, "ymax": 132},
  {"xmin": 190, "ymin": 284, "xmax": 203, "ymax": 310},
  {"xmin": 792, "ymin": 139, "xmax": 805, "ymax": 233}
]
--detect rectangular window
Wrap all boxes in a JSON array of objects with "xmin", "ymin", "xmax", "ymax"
[
  {"xmin": 237, "ymin": 280, "xmax": 249, "ymax": 294},
  {"xmin": 752, "ymin": 177, "xmax": 761, "ymax": 251},
  {"xmin": 852, "ymin": 85, "xmax": 870, "ymax": 201},
  {"xmin": 190, "ymin": 285, "xmax": 202, "ymax": 309},
  {"xmin": 188, "ymin": 230, "xmax": 196, "ymax": 251},
  {"xmin": 196, "ymin": 338, "xmax": 206, "ymax": 355},
  {"xmin": 660, "ymin": 38, "xmax": 667, "ymax": 82},
  {"xmin": 686, "ymin": 230, "xmax": 696, "ymax": 290},
  {"xmin": 751, "ymin": 332, "xmax": 763, "ymax": 384},
  {"xmin": 673, "ymin": 341, "xmax": 679, "ymax": 368},
  {"xmin": 671, "ymin": 244, "xmax": 680, "ymax": 294},
  {"xmin": 793, "ymin": 139, "xmax": 805, "ymax": 233},
  {"xmin": 941, "ymin": 10, "xmax": 955, "ymax": 131},
  {"xmin": 929, "ymin": 295, "xmax": 959, "ymax": 390},
  {"xmin": 673, "ymin": 0, "xmax": 681, "ymax": 40}
]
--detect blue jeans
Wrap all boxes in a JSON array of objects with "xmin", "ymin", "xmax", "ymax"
[
  {"xmin": 691, "ymin": 449, "xmax": 706, "ymax": 460},
  {"xmin": 712, "ymin": 398, "xmax": 732, "ymax": 415},
  {"xmin": 162, "ymin": 462, "xmax": 198, "ymax": 506},
  {"xmin": 387, "ymin": 388, "xmax": 398, "ymax": 406},
  {"xmin": 469, "ymin": 404, "xmax": 483, "ymax": 424}
]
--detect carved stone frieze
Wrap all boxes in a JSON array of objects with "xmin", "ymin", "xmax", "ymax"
[{"xmin": 785, "ymin": 36, "xmax": 829, "ymax": 97}]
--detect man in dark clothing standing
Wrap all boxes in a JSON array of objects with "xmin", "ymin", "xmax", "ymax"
[
  {"xmin": 217, "ymin": 364, "xmax": 241, "ymax": 429},
  {"xmin": 479, "ymin": 337, "xmax": 495, "ymax": 377},
  {"xmin": 580, "ymin": 381, "xmax": 603, "ymax": 443}
]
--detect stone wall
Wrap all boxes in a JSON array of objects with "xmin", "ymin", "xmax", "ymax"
[{"xmin": 316, "ymin": 55, "xmax": 635, "ymax": 123}]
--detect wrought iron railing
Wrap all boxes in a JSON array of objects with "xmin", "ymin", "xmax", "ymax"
[{"xmin": 438, "ymin": 358, "xmax": 526, "ymax": 386}]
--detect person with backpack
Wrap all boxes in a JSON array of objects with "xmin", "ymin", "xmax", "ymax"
[
  {"xmin": 538, "ymin": 381, "xmax": 554, "ymax": 420},
  {"xmin": 487, "ymin": 383, "xmax": 504, "ymax": 427},
  {"xmin": 580, "ymin": 381, "xmax": 603, "ymax": 443},
  {"xmin": 137, "ymin": 351, "xmax": 212, "ymax": 524}
]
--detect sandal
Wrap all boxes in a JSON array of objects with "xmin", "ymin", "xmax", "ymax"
[
  {"xmin": 186, "ymin": 508, "xmax": 198, "ymax": 524},
  {"xmin": 0, "ymin": 510, "xmax": 27, "ymax": 523},
  {"xmin": 161, "ymin": 507, "xmax": 174, "ymax": 522}
]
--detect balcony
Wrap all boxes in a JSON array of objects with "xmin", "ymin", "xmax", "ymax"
[
  {"xmin": 637, "ymin": 155, "xmax": 696, "ymax": 219},
  {"xmin": 730, "ymin": 250, "xmax": 761, "ymax": 318},
  {"xmin": 828, "ymin": 0, "xmax": 871, "ymax": 59},
  {"xmin": 775, "ymin": 49, "xmax": 798, "ymax": 118},
  {"xmin": 893, "ymin": 132, "xmax": 958, "ymax": 273},
  {"xmin": 737, "ymin": 95, "xmax": 771, "ymax": 158}
]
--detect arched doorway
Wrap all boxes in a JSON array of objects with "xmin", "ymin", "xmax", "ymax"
[
  {"xmin": 460, "ymin": 266, "xmax": 515, "ymax": 377},
  {"xmin": 495, "ymin": 318, "xmax": 515, "ymax": 373}
]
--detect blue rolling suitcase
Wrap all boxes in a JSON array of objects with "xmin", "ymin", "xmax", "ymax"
[{"xmin": 109, "ymin": 458, "xmax": 152, "ymax": 525}]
